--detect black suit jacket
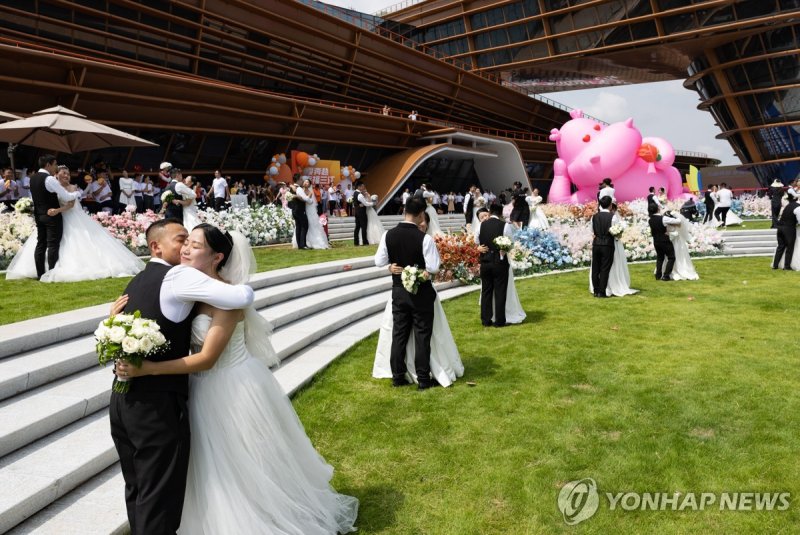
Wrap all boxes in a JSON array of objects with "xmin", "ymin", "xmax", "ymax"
[
  {"xmin": 592, "ymin": 211, "xmax": 614, "ymax": 247},
  {"xmin": 478, "ymin": 217, "xmax": 508, "ymax": 264}
]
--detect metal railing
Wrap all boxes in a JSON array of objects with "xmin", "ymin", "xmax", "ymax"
[{"xmin": 374, "ymin": 0, "xmax": 428, "ymax": 17}]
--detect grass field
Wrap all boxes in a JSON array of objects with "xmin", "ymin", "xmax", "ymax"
[
  {"xmin": 292, "ymin": 256, "xmax": 800, "ymax": 534},
  {"xmin": 0, "ymin": 241, "xmax": 376, "ymax": 325}
]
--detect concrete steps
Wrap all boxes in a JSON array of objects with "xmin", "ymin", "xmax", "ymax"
[
  {"xmin": 0, "ymin": 255, "xmax": 470, "ymax": 534},
  {"xmin": 326, "ymin": 214, "xmax": 466, "ymax": 241},
  {"xmin": 722, "ymin": 229, "xmax": 777, "ymax": 257}
]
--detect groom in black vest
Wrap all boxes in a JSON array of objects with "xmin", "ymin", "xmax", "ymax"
[
  {"xmin": 773, "ymin": 191, "xmax": 800, "ymax": 269},
  {"xmin": 478, "ymin": 203, "xmax": 510, "ymax": 326},
  {"xmin": 374, "ymin": 196, "xmax": 441, "ymax": 389},
  {"xmin": 30, "ymin": 154, "xmax": 80, "ymax": 279},
  {"xmin": 289, "ymin": 182, "xmax": 309, "ymax": 249},
  {"xmin": 163, "ymin": 171, "xmax": 184, "ymax": 221},
  {"xmin": 109, "ymin": 218, "xmax": 255, "ymax": 535},
  {"xmin": 591, "ymin": 195, "xmax": 615, "ymax": 298},
  {"xmin": 353, "ymin": 182, "xmax": 369, "ymax": 246},
  {"xmin": 649, "ymin": 203, "xmax": 681, "ymax": 280}
]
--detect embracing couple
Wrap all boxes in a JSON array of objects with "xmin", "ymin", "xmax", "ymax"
[{"xmin": 109, "ymin": 218, "xmax": 357, "ymax": 534}]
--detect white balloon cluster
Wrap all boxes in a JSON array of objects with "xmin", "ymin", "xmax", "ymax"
[
  {"xmin": 268, "ymin": 153, "xmax": 287, "ymax": 176},
  {"xmin": 341, "ymin": 165, "xmax": 361, "ymax": 180}
]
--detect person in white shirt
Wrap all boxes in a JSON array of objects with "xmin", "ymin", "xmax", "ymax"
[
  {"xmin": 408, "ymin": 110, "xmax": 418, "ymax": 121},
  {"xmin": 598, "ymin": 178, "xmax": 615, "ymax": 202},
  {"xmin": 133, "ymin": 174, "xmax": 145, "ymax": 212},
  {"xmin": 344, "ymin": 185, "xmax": 355, "ymax": 217},
  {"xmin": 327, "ymin": 185, "xmax": 337, "ymax": 214},
  {"xmin": 212, "ymin": 170, "xmax": 229, "ymax": 211},
  {"xmin": 93, "ymin": 174, "xmax": 114, "ymax": 212},
  {"xmin": 455, "ymin": 192, "xmax": 464, "ymax": 213},
  {"xmin": 18, "ymin": 168, "xmax": 31, "ymax": 199},
  {"xmin": 2, "ymin": 167, "xmax": 18, "ymax": 209},
  {"xmin": 714, "ymin": 182, "xmax": 733, "ymax": 227},
  {"xmin": 118, "ymin": 169, "xmax": 137, "ymax": 209}
]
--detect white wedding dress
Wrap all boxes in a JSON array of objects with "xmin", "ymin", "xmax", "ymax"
[
  {"xmin": 179, "ymin": 314, "xmax": 358, "ymax": 535},
  {"xmin": 527, "ymin": 196, "xmax": 549, "ymax": 230},
  {"xmin": 176, "ymin": 182, "xmax": 200, "ymax": 231},
  {"xmin": 668, "ymin": 215, "xmax": 700, "ymax": 280},
  {"xmin": 589, "ymin": 217, "xmax": 639, "ymax": 297},
  {"xmin": 478, "ymin": 265, "xmax": 526, "ymax": 324},
  {"xmin": 366, "ymin": 205, "xmax": 385, "ymax": 245},
  {"xmin": 305, "ymin": 196, "xmax": 330, "ymax": 249},
  {"xmin": 423, "ymin": 192, "xmax": 443, "ymax": 236},
  {"xmin": 5, "ymin": 199, "xmax": 144, "ymax": 282},
  {"xmin": 373, "ymin": 294, "xmax": 464, "ymax": 387}
]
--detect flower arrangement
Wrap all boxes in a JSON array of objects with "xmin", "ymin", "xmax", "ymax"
[
  {"xmin": 433, "ymin": 233, "xmax": 480, "ymax": 284},
  {"xmin": 14, "ymin": 197, "xmax": 32, "ymax": 214},
  {"xmin": 401, "ymin": 265, "xmax": 427, "ymax": 294},
  {"xmin": 512, "ymin": 227, "xmax": 574, "ymax": 273},
  {"xmin": 95, "ymin": 310, "xmax": 168, "ymax": 394},
  {"xmin": 92, "ymin": 210, "xmax": 159, "ymax": 255},
  {"xmin": 198, "ymin": 204, "xmax": 294, "ymax": 245},
  {"xmin": 493, "ymin": 235, "xmax": 513, "ymax": 252},
  {"xmin": 160, "ymin": 191, "xmax": 174, "ymax": 205},
  {"xmin": 609, "ymin": 223, "xmax": 624, "ymax": 238},
  {"xmin": 0, "ymin": 210, "xmax": 36, "ymax": 269}
]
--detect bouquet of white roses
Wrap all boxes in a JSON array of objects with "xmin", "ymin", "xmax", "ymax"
[
  {"xmin": 493, "ymin": 235, "xmax": 513, "ymax": 253},
  {"xmin": 14, "ymin": 197, "xmax": 32, "ymax": 214},
  {"xmin": 474, "ymin": 196, "xmax": 487, "ymax": 208},
  {"xmin": 284, "ymin": 191, "xmax": 295, "ymax": 203},
  {"xmin": 609, "ymin": 223, "xmax": 624, "ymax": 239},
  {"xmin": 160, "ymin": 190, "xmax": 175, "ymax": 205},
  {"xmin": 370, "ymin": 194, "xmax": 378, "ymax": 202},
  {"xmin": 95, "ymin": 310, "xmax": 168, "ymax": 394},
  {"xmin": 401, "ymin": 265, "xmax": 428, "ymax": 295}
]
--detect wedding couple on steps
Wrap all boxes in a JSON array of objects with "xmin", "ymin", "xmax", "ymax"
[{"xmin": 109, "ymin": 218, "xmax": 357, "ymax": 534}]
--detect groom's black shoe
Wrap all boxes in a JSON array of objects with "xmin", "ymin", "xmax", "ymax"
[
  {"xmin": 493, "ymin": 321, "xmax": 508, "ymax": 327},
  {"xmin": 417, "ymin": 378, "xmax": 439, "ymax": 390},
  {"xmin": 482, "ymin": 321, "xmax": 493, "ymax": 327},
  {"xmin": 392, "ymin": 377, "xmax": 412, "ymax": 387},
  {"xmin": 660, "ymin": 276, "xmax": 672, "ymax": 281}
]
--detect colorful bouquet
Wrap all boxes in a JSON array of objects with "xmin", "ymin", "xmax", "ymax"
[
  {"xmin": 433, "ymin": 233, "xmax": 480, "ymax": 284},
  {"xmin": 401, "ymin": 265, "xmax": 428, "ymax": 294},
  {"xmin": 95, "ymin": 310, "xmax": 168, "ymax": 394},
  {"xmin": 14, "ymin": 197, "xmax": 32, "ymax": 214},
  {"xmin": 609, "ymin": 223, "xmax": 624, "ymax": 238}
]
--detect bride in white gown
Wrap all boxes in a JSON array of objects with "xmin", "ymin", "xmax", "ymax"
[
  {"xmin": 589, "ymin": 205, "xmax": 638, "ymax": 296},
  {"xmin": 477, "ymin": 210, "xmax": 526, "ymax": 324},
  {"xmin": 176, "ymin": 175, "xmax": 200, "ymax": 231},
  {"xmin": 365, "ymin": 192, "xmax": 385, "ymax": 245},
  {"xmin": 422, "ymin": 185, "xmax": 443, "ymax": 236},
  {"xmin": 374, "ymin": 214, "xmax": 464, "ymax": 387},
  {"xmin": 666, "ymin": 212, "xmax": 700, "ymax": 280},
  {"xmin": 116, "ymin": 225, "xmax": 358, "ymax": 534},
  {"xmin": 6, "ymin": 166, "xmax": 145, "ymax": 282},
  {"xmin": 291, "ymin": 179, "xmax": 329, "ymax": 250},
  {"xmin": 526, "ymin": 188, "xmax": 549, "ymax": 230}
]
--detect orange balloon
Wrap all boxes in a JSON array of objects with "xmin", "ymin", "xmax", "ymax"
[
  {"xmin": 296, "ymin": 151, "xmax": 309, "ymax": 168},
  {"xmin": 638, "ymin": 143, "xmax": 659, "ymax": 163}
]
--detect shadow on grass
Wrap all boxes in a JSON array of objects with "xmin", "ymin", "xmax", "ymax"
[
  {"xmin": 345, "ymin": 484, "xmax": 405, "ymax": 532},
  {"xmin": 519, "ymin": 309, "xmax": 546, "ymax": 324},
  {"xmin": 461, "ymin": 355, "xmax": 499, "ymax": 380}
]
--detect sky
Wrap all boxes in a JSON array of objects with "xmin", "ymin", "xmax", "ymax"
[{"xmin": 323, "ymin": 1, "xmax": 739, "ymax": 166}]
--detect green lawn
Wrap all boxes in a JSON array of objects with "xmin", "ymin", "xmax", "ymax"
[
  {"xmin": 0, "ymin": 241, "xmax": 376, "ymax": 325},
  {"xmin": 725, "ymin": 219, "xmax": 773, "ymax": 230},
  {"xmin": 293, "ymin": 256, "xmax": 800, "ymax": 534}
]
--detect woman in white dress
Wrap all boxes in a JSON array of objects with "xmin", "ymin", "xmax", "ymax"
[
  {"xmin": 373, "ymin": 214, "xmax": 464, "ymax": 386},
  {"xmin": 666, "ymin": 212, "xmax": 700, "ymax": 280},
  {"xmin": 302, "ymin": 179, "xmax": 330, "ymax": 249},
  {"xmin": 527, "ymin": 188, "xmax": 549, "ymax": 230},
  {"xmin": 471, "ymin": 193, "xmax": 485, "ymax": 237},
  {"xmin": 365, "ymin": 192, "xmax": 385, "ymax": 244},
  {"xmin": 589, "ymin": 204, "xmax": 639, "ymax": 296},
  {"xmin": 421, "ymin": 185, "xmax": 443, "ymax": 236},
  {"xmin": 6, "ymin": 166, "xmax": 145, "ymax": 282},
  {"xmin": 118, "ymin": 170, "xmax": 137, "ymax": 209},
  {"xmin": 707, "ymin": 189, "xmax": 743, "ymax": 227},
  {"xmin": 477, "ymin": 210, "xmax": 526, "ymax": 324},
  {"xmin": 176, "ymin": 175, "xmax": 200, "ymax": 231},
  {"xmin": 115, "ymin": 225, "xmax": 358, "ymax": 534}
]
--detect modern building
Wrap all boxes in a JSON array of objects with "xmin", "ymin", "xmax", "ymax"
[{"xmin": 2, "ymin": 0, "xmax": 776, "ymax": 214}]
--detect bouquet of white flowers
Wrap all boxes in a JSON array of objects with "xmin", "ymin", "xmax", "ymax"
[
  {"xmin": 284, "ymin": 191, "xmax": 295, "ymax": 203},
  {"xmin": 474, "ymin": 196, "xmax": 487, "ymax": 208},
  {"xmin": 493, "ymin": 235, "xmax": 513, "ymax": 252},
  {"xmin": 370, "ymin": 194, "xmax": 378, "ymax": 202},
  {"xmin": 14, "ymin": 197, "xmax": 32, "ymax": 214},
  {"xmin": 160, "ymin": 190, "xmax": 175, "ymax": 205},
  {"xmin": 95, "ymin": 311, "xmax": 169, "ymax": 394},
  {"xmin": 609, "ymin": 223, "xmax": 624, "ymax": 239},
  {"xmin": 401, "ymin": 265, "xmax": 428, "ymax": 295}
]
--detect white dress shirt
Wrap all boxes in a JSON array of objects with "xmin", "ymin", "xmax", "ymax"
[
  {"xmin": 212, "ymin": 177, "xmax": 228, "ymax": 199},
  {"xmin": 18, "ymin": 172, "xmax": 31, "ymax": 198},
  {"xmin": 463, "ymin": 193, "xmax": 471, "ymax": 213},
  {"xmin": 401, "ymin": 191, "xmax": 410, "ymax": 205},
  {"xmin": 374, "ymin": 222, "xmax": 441, "ymax": 274},
  {"xmin": 599, "ymin": 186, "xmax": 615, "ymax": 201},
  {"xmin": 175, "ymin": 181, "xmax": 195, "ymax": 200},
  {"xmin": 717, "ymin": 188, "xmax": 732, "ymax": 208},
  {"xmin": 296, "ymin": 187, "xmax": 313, "ymax": 205},
  {"xmin": 662, "ymin": 214, "xmax": 681, "ymax": 225},
  {"xmin": 150, "ymin": 259, "xmax": 255, "ymax": 323},
  {"xmin": 473, "ymin": 215, "xmax": 514, "ymax": 245},
  {"xmin": 357, "ymin": 192, "xmax": 374, "ymax": 207},
  {"xmin": 38, "ymin": 168, "xmax": 81, "ymax": 203}
]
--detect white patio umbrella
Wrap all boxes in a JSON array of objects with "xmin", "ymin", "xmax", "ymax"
[
  {"xmin": 0, "ymin": 111, "xmax": 21, "ymax": 122},
  {"xmin": 0, "ymin": 105, "xmax": 156, "ymax": 171}
]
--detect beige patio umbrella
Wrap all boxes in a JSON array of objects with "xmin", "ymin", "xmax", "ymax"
[{"xmin": 0, "ymin": 111, "xmax": 21, "ymax": 121}]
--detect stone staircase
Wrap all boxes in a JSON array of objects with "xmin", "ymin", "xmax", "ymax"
[
  {"xmin": 0, "ymin": 257, "xmax": 475, "ymax": 534},
  {"xmin": 326, "ymin": 214, "xmax": 467, "ymax": 242},
  {"xmin": 722, "ymin": 228, "xmax": 777, "ymax": 256}
]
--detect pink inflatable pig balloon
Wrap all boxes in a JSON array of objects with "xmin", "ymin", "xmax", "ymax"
[{"xmin": 548, "ymin": 110, "xmax": 685, "ymax": 204}]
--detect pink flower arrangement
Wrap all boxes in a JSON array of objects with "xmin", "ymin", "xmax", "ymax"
[{"xmin": 91, "ymin": 210, "xmax": 160, "ymax": 255}]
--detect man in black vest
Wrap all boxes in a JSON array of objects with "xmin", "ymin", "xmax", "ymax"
[
  {"xmin": 464, "ymin": 185, "xmax": 475, "ymax": 226},
  {"xmin": 109, "ymin": 218, "xmax": 254, "ymax": 535},
  {"xmin": 769, "ymin": 179, "xmax": 785, "ymax": 229},
  {"xmin": 773, "ymin": 191, "xmax": 800, "ymax": 269},
  {"xmin": 591, "ymin": 195, "xmax": 615, "ymax": 297},
  {"xmin": 289, "ymin": 182, "xmax": 309, "ymax": 249},
  {"xmin": 30, "ymin": 154, "xmax": 81, "ymax": 279},
  {"xmin": 163, "ymin": 170, "xmax": 184, "ymax": 221},
  {"xmin": 374, "ymin": 196, "xmax": 441, "ymax": 389},
  {"xmin": 353, "ymin": 182, "xmax": 370, "ymax": 246},
  {"xmin": 649, "ymin": 203, "xmax": 681, "ymax": 280},
  {"xmin": 478, "ymin": 203, "xmax": 511, "ymax": 326}
]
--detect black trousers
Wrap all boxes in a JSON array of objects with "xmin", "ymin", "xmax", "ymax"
[
  {"xmin": 33, "ymin": 214, "xmax": 62, "ymax": 278},
  {"xmin": 715, "ymin": 206, "xmax": 730, "ymax": 225},
  {"xmin": 654, "ymin": 238, "xmax": 676, "ymax": 279},
  {"xmin": 703, "ymin": 203, "xmax": 714, "ymax": 223},
  {"xmin": 214, "ymin": 197, "xmax": 226, "ymax": 211},
  {"xmin": 353, "ymin": 211, "xmax": 368, "ymax": 245},
  {"xmin": 110, "ymin": 391, "xmax": 190, "ymax": 535},
  {"xmin": 773, "ymin": 225, "xmax": 797, "ymax": 269},
  {"xmin": 390, "ymin": 284, "xmax": 435, "ymax": 383},
  {"xmin": 294, "ymin": 211, "xmax": 308, "ymax": 249},
  {"xmin": 480, "ymin": 261, "xmax": 509, "ymax": 325},
  {"xmin": 771, "ymin": 202, "xmax": 782, "ymax": 228},
  {"xmin": 143, "ymin": 195, "xmax": 154, "ymax": 212},
  {"xmin": 591, "ymin": 244, "xmax": 614, "ymax": 296},
  {"xmin": 465, "ymin": 210, "xmax": 472, "ymax": 226}
]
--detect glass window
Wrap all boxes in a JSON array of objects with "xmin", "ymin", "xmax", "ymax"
[
  {"xmin": 770, "ymin": 55, "xmax": 799, "ymax": 86},
  {"xmin": 706, "ymin": 6, "xmax": 734, "ymax": 25},
  {"xmin": 756, "ymin": 91, "xmax": 782, "ymax": 120},
  {"xmin": 740, "ymin": 94, "xmax": 763, "ymax": 123},
  {"xmin": 526, "ymin": 20, "xmax": 544, "ymax": 39},
  {"xmin": 744, "ymin": 59, "xmax": 774, "ymax": 89},
  {"xmin": 489, "ymin": 28, "xmax": 510, "ymax": 47},
  {"xmin": 764, "ymin": 26, "xmax": 797, "ymax": 53},
  {"xmin": 735, "ymin": 1, "xmax": 777, "ymax": 20},
  {"xmin": 726, "ymin": 64, "xmax": 750, "ymax": 92},
  {"xmin": 553, "ymin": 35, "xmax": 579, "ymax": 53},
  {"xmin": 544, "ymin": 0, "xmax": 568, "ymax": 9},
  {"xmin": 710, "ymin": 101, "xmax": 736, "ymax": 132},
  {"xmin": 739, "ymin": 34, "xmax": 765, "ymax": 57},
  {"xmin": 522, "ymin": 0, "xmax": 540, "ymax": 17},
  {"xmin": 486, "ymin": 7, "xmax": 506, "ymax": 26},
  {"xmin": 39, "ymin": 2, "xmax": 71, "ymax": 20},
  {"xmin": 128, "ymin": 131, "xmax": 170, "ymax": 172},
  {"xmin": 715, "ymin": 42, "xmax": 738, "ymax": 64},
  {"xmin": 508, "ymin": 23, "xmax": 527, "ymax": 43},
  {"xmin": 662, "ymin": 13, "xmax": 696, "ymax": 34},
  {"xmin": 630, "ymin": 21, "xmax": 657, "ymax": 39},
  {"xmin": 470, "ymin": 12, "xmax": 487, "ymax": 30},
  {"xmin": 603, "ymin": 25, "xmax": 631, "ymax": 45},
  {"xmin": 778, "ymin": 87, "xmax": 800, "ymax": 117},
  {"xmin": 504, "ymin": 3, "xmax": 524, "ymax": 23},
  {"xmin": 196, "ymin": 136, "xmax": 230, "ymax": 170},
  {"xmin": 474, "ymin": 32, "xmax": 490, "ymax": 50}
]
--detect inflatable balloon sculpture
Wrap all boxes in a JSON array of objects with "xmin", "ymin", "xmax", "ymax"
[
  {"xmin": 340, "ymin": 165, "xmax": 361, "ymax": 182},
  {"xmin": 267, "ymin": 153, "xmax": 287, "ymax": 176},
  {"xmin": 548, "ymin": 109, "xmax": 685, "ymax": 204}
]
